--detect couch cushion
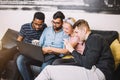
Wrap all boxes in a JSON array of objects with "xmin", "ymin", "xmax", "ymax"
[
  {"xmin": 110, "ymin": 39, "xmax": 120, "ymax": 69},
  {"xmin": 92, "ymin": 30, "xmax": 119, "ymax": 45}
]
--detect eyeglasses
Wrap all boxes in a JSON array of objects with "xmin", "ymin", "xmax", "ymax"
[{"xmin": 52, "ymin": 20, "xmax": 61, "ymax": 25}]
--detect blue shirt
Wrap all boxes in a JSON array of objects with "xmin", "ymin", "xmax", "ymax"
[
  {"xmin": 19, "ymin": 23, "xmax": 47, "ymax": 43},
  {"xmin": 39, "ymin": 27, "xmax": 68, "ymax": 49}
]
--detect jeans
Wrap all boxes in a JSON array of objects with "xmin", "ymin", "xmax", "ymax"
[
  {"xmin": 41, "ymin": 58, "xmax": 55, "ymax": 71},
  {"xmin": 16, "ymin": 55, "xmax": 42, "ymax": 80},
  {"xmin": 40, "ymin": 54, "xmax": 60, "ymax": 71}
]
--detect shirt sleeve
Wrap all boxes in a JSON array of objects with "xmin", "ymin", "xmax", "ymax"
[
  {"xmin": 39, "ymin": 28, "xmax": 47, "ymax": 47},
  {"xmin": 19, "ymin": 25, "xmax": 26, "ymax": 37}
]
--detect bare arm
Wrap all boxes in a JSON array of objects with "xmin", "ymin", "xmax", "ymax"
[
  {"xmin": 17, "ymin": 35, "xmax": 24, "ymax": 41},
  {"xmin": 42, "ymin": 42, "xmax": 77, "ymax": 55},
  {"xmin": 42, "ymin": 47, "xmax": 68, "ymax": 54}
]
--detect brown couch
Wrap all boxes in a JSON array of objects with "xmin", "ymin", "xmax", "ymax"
[
  {"xmin": 92, "ymin": 30, "xmax": 120, "ymax": 80},
  {"xmin": 0, "ymin": 28, "xmax": 120, "ymax": 80}
]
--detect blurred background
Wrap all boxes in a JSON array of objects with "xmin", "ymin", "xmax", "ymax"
[
  {"xmin": 0, "ymin": 0, "xmax": 120, "ymax": 14},
  {"xmin": 0, "ymin": 0, "xmax": 120, "ymax": 39}
]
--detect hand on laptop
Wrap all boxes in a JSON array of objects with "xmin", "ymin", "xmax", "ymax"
[{"xmin": 32, "ymin": 40, "xmax": 39, "ymax": 46}]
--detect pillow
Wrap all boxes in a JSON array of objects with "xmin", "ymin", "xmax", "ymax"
[
  {"xmin": 62, "ymin": 54, "xmax": 74, "ymax": 59},
  {"xmin": 110, "ymin": 39, "xmax": 120, "ymax": 69}
]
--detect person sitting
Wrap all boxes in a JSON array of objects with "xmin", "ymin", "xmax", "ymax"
[
  {"xmin": 16, "ymin": 12, "xmax": 47, "ymax": 80},
  {"xmin": 39, "ymin": 11, "xmax": 68, "ymax": 70},
  {"xmin": 52, "ymin": 17, "xmax": 85, "ymax": 65},
  {"xmin": 35, "ymin": 19, "xmax": 114, "ymax": 80}
]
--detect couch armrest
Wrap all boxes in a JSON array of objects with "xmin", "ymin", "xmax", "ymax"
[
  {"xmin": 1, "ymin": 28, "xmax": 19, "ymax": 49},
  {"xmin": 92, "ymin": 30, "xmax": 119, "ymax": 45}
]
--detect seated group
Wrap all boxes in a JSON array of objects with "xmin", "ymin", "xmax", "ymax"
[{"xmin": 1, "ymin": 11, "xmax": 115, "ymax": 80}]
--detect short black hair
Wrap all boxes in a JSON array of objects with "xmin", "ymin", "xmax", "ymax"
[
  {"xmin": 33, "ymin": 12, "xmax": 45, "ymax": 22},
  {"xmin": 53, "ymin": 11, "xmax": 65, "ymax": 21}
]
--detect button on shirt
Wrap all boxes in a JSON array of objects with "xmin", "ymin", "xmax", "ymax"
[{"xmin": 39, "ymin": 27, "xmax": 68, "ymax": 49}]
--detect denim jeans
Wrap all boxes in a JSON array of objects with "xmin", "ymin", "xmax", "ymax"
[
  {"xmin": 40, "ymin": 54, "xmax": 60, "ymax": 71},
  {"xmin": 17, "ymin": 55, "xmax": 42, "ymax": 80},
  {"xmin": 41, "ymin": 58, "xmax": 55, "ymax": 71}
]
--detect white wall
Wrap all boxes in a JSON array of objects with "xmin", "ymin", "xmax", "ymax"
[{"xmin": 0, "ymin": 9, "xmax": 120, "ymax": 39}]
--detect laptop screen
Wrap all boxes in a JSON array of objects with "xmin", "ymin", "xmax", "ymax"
[{"xmin": 17, "ymin": 41, "xmax": 44, "ymax": 62}]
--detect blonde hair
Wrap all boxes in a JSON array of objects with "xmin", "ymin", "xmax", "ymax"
[{"xmin": 64, "ymin": 17, "xmax": 76, "ymax": 27}]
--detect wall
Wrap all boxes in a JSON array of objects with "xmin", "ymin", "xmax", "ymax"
[{"xmin": 0, "ymin": 9, "xmax": 120, "ymax": 39}]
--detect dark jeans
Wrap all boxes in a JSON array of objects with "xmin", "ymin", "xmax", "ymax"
[
  {"xmin": 52, "ymin": 58, "xmax": 77, "ymax": 65},
  {"xmin": 41, "ymin": 54, "xmax": 60, "ymax": 71},
  {"xmin": 17, "ymin": 55, "xmax": 42, "ymax": 80}
]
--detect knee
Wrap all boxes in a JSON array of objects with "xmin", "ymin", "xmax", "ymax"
[
  {"xmin": 52, "ymin": 59, "xmax": 63, "ymax": 65},
  {"xmin": 16, "ymin": 55, "xmax": 25, "ymax": 66}
]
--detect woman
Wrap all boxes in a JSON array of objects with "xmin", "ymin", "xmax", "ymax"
[
  {"xmin": 63, "ymin": 17, "xmax": 85, "ymax": 55},
  {"xmin": 34, "ymin": 19, "xmax": 114, "ymax": 80},
  {"xmin": 52, "ymin": 17, "xmax": 85, "ymax": 65}
]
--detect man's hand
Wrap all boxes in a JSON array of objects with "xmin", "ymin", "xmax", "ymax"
[
  {"xmin": 32, "ymin": 40, "xmax": 39, "ymax": 46},
  {"xmin": 64, "ymin": 39, "xmax": 74, "ymax": 53},
  {"xmin": 42, "ymin": 47, "xmax": 53, "ymax": 54}
]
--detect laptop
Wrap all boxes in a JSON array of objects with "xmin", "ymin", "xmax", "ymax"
[{"xmin": 17, "ymin": 41, "xmax": 44, "ymax": 62}]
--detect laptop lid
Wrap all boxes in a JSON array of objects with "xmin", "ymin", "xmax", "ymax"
[
  {"xmin": 1, "ymin": 28, "xmax": 19, "ymax": 49},
  {"xmin": 17, "ymin": 41, "xmax": 44, "ymax": 62}
]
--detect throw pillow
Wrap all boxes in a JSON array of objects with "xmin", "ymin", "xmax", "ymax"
[{"xmin": 110, "ymin": 39, "xmax": 120, "ymax": 69}]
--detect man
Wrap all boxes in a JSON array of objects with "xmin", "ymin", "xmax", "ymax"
[
  {"xmin": 16, "ymin": 12, "xmax": 47, "ymax": 80},
  {"xmin": 35, "ymin": 19, "xmax": 114, "ymax": 80},
  {"xmin": 39, "ymin": 11, "xmax": 68, "ymax": 70}
]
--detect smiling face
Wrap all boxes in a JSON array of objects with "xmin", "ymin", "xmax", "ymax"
[
  {"xmin": 63, "ymin": 22, "xmax": 73, "ymax": 36},
  {"xmin": 32, "ymin": 18, "xmax": 44, "ymax": 31}
]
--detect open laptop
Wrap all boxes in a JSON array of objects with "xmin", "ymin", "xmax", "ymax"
[{"xmin": 17, "ymin": 41, "xmax": 44, "ymax": 62}]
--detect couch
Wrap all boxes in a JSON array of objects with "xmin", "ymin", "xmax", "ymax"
[
  {"xmin": 0, "ymin": 28, "xmax": 120, "ymax": 80},
  {"xmin": 92, "ymin": 30, "xmax": 120, "ymax": 80},
  {"xmin": 0, "ymin": 28, "xmax": 21, "ymax": 80}
]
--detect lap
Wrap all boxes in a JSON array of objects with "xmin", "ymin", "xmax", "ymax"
[
  {"xmin": 52, "ymin": 58, "xmax": 76, "ymax": 65},
  {"xmin": 17, "ymin": 55, "xmax": 42, "ymax": 66}
]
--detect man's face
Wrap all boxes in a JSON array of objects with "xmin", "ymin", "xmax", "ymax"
[
  {"xmin": 52, "ymin": 18, "xmax": 63, "ymax": 31},
  {"xmin": 32, "ymin": 18, "xmax": 44, "ymax": 31},
  {"xmin": 74, "ymin": 27, "xmax": 86, "ymax": 41}
]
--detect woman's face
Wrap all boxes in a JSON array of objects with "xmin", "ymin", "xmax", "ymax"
[{"xmin": 63, "ymin": 22, "xmax": 73, "ymax": 36}]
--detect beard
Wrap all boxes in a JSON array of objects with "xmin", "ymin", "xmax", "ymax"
[{"xmin": 53, "ymin": 26, "xmax": 62, "ymax": 31}]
